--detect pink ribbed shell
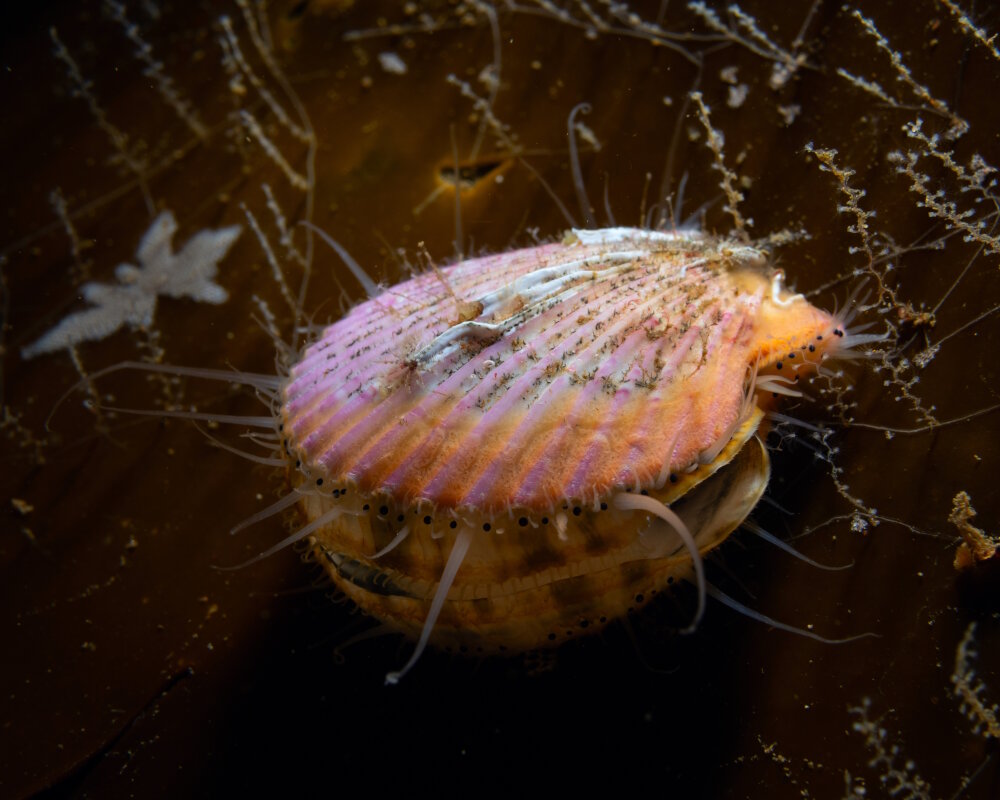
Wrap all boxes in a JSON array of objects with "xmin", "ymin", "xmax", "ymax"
[{"xmin": 281, "ymin": 228, "xmax": 835, "ymax": 512}]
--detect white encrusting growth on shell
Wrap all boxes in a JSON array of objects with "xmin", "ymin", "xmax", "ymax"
[
  {"xmin": 478, "ymin": 248, "xmax": 646, "ymax": 311},
  {"xmin": 406, "ymin": 248, "xmax": 649, "ymax": 368},
  {"xmin": 571, "ymin": 227, "xmax": 692, "ymax": 246}
]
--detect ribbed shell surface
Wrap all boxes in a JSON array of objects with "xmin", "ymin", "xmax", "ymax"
[{"xmin": 281, "ymin": 228, "xmax": 831, "ymax": 512}]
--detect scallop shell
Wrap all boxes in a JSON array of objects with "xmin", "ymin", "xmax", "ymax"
[
  {"xmin": 280, "ymin": 228, "xmax": 841, "ymax": 654},
  {"xmin": 283, "ymin": 228, "xmax": 833, "ymax": 509}
]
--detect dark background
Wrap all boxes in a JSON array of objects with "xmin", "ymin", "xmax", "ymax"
[{"xmin": 2, "ymin": 1, "xmax": 998, "ymax": 796}]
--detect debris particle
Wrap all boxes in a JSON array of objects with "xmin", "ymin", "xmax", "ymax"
[
  {"xmin": 378, "ymin": 51, "xmax": 407, "ymax": 75},
  {"xmin": 11, "ymin": 498, "xmax": 33, "ymax": 515},
  {"xmin": 719, "ymin": 65, "xmax": 739, "ymax": 84},
  {"xmin": 727, "ymin": 84, "xmax": 749, "ymax": 108},
  {"xmin": 777, "ymin": 104, "xmax": 801, "ymax": 125}
]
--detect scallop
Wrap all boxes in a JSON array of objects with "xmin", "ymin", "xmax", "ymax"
[{"xmin": 280, "ymin": 227, "xmax": 855, "ymax": 680}]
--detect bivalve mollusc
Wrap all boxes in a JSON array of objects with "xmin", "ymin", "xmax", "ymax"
[{"xmin": 278, "ymin": 227, "xmax": 870, "ymax": 682}]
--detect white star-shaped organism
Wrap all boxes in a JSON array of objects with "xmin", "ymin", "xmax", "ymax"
[{"xmin": 23, "ymin": 211, "xmax": 241, "ymax": 359}]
